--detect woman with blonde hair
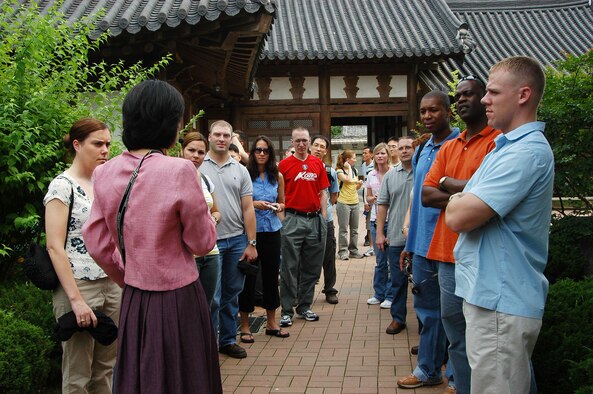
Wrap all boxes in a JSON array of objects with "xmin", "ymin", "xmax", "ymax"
[
  {"xmin": 364, "ymin": 143, "xmax": 394, "ymax": 309},
  {"xmin": 335, "ymin": 149, "xmax": 364, "ymax": 260},
  {"xmin": 45, "ymin": 117, "xmax": 121, "ymax": 393}
]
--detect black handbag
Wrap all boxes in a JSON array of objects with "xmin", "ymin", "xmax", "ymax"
[
  {"xmin": 24, "ymin": 183, "xmax": 74, "ymax": 290},
  {"xmin": 238, "ymin": 257, "xmax": 260, "ymax": 277}
]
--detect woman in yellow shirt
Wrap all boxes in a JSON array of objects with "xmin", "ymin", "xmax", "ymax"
[{"xmin": 336, "ymin": 150, "xmax": 364, "ymax": 260}]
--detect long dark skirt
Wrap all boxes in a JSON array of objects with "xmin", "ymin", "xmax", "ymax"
[{"xmin": 115, "ymin": 280, "xmax": 222, "ymax": 394}]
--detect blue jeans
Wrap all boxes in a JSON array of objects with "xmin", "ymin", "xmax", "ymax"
[
  {"xmin": 212, "ymin": 234, "xmax": 246, "ymax": 347},
  {"xmin": 370, "ymin": 222, "xmax": 392, "ymax": 302},
  {"xmin": 438, "ymin": 262, "xmax": 468, "ymax": 393},
  {"xmin": 387, "ymin": 245, "xmax": 408, "ymax": 324},
  {"xmin": 412, "ymin": 254, "xmax": 447, "ymax": 382}
]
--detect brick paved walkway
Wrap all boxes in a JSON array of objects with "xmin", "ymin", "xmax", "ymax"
[{"xmin": 220, "ymin": 220, "xmax": 448, "ymax": 393}]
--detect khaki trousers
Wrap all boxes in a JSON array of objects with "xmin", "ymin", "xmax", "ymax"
[
  {"xmin": 53, "ymin": 277, "xmax": 122, "ymax": 394},
  {"xmin": 463, "ymin": 301, "xmax": 541, "ymax": 394}
]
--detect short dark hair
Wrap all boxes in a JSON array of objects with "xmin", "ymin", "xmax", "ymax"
[
  {"xmin": 63, "ymin": 118, "xmax": 108, "ymax": 155},
  {"xmin": 311, "ymin": 134, "xmax": 329, "ymax": 149},
  {"xmin": 422, "ymin": 90, "xmax": 451, "ymax": 108},
  {"xmin": 387, "ymin": 136, "xmax": 398, "ymax": 144},
  {"xmin": 122, "ymin": 80, "xmax": 185, "ymax": 150},
  {"xmin": 229, "ymin": 143, "xmax": 240, "ymax": 153}
]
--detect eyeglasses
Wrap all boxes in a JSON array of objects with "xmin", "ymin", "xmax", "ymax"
[
  {"xmin": 254, "ymin": 147, "xmax": 270, "ymax": 155},
  {"xmin": 457, "ymin": 75, "xmax": 485, "ymax": 88}
]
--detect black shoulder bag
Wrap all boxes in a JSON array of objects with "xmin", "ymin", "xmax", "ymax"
[
  {"xmin": 116, "ymin": 150, "xmax": 160, "ymax": 265},
  {"xmin": 25, "ymin": 181, "xmax": 74, "ymax": 290}
]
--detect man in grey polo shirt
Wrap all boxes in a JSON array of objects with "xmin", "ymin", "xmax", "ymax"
[
  {"xmin": 201, "ymin": 120, "xmax": 258, "ymax": 359},
  {"xmin": 374, "ymin": 135, "xmax": 414, "ymax": 335}
]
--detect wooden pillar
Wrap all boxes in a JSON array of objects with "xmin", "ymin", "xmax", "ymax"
[
  {"xmin": 319, "ymin": 66, "xmax": 331, "ymax": 138},
  {"xmin": 407, "ymin": 65, "xmax": 418, "ymax": 131}
]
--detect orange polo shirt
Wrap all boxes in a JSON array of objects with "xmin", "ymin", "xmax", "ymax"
[{"xmin": 423, "ymin": 126, "xmax": 501, "ymax": 263}]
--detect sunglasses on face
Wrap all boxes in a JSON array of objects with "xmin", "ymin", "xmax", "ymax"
[
  {"xmin": 457, "ymin": 75, "xmax": 486, "ymax": 88},
  {"xmin": 255, "ymin": 147, "xmax": 270, "ymax": 154}
]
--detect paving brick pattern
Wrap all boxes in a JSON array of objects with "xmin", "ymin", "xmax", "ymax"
[{"xmin": 220, "ymin": 219, "xmax": 448, "ymax": 394}]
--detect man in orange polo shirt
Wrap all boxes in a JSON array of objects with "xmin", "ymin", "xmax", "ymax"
[{"xmin": 421, "ymin": 76, "xmax": 500, "ymax": 394}]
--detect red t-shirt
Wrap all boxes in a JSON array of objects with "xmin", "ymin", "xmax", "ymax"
[
  {"xmin": 424, "ymin": 126, "xmax": 500, "ymax": 263},
  {"xmin": 279, "ymin": 154, "xmax": 329, "ymax": 212}
]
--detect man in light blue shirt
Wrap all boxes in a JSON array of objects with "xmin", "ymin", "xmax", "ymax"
[
  {"xmin": 446, "ymin": 56, "xmax": 554, "ymax": 394},
  {"xmin": 397, "ymin": 91, "xmax": 459, "ymax": 390}
]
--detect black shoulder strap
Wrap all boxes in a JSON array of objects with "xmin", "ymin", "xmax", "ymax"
[
  {"xmin": 117, "ymin": 150, "xmax": 161, "ymax": 266},
  {"xmin": 201, "ymin": 172, "xmax": 211, "ymax": 193},
  {"xmin": 414, "ymin": 140, "xmax": 428, "ymax": 166}
]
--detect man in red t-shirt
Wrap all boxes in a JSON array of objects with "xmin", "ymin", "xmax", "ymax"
[
  {"xmin": 278, "ymin": 127, "xmax": 329, "ymax": 327},
  {"xmin": 419, "ymin": 77, "xmax": 500, "ymax": 394}
]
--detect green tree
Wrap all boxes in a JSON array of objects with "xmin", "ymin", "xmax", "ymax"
[
  {"xmin": 540, "ymin": 50, "xmax": 593, "ymax": 215},
  {"xmin": 0, "ymin": 1, "xmax": 169, "ymax": 279}
]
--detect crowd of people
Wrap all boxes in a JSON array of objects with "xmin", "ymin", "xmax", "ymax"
[{"xmin": 44, "ymin": 55, "xmax": 553, "ymax": 393}]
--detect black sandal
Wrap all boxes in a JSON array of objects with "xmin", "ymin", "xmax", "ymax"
[
  {"xmin": 239, "ymin": 332, "xmax": 255, "ymax": 343},
  {"xmin": 265, "ymin": 328, "xmax": 290, "ymax": 338}
]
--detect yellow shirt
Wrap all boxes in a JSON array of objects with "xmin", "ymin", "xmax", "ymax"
[{"xmin": 336, "ymin": 169, "xmax": 359, "ymax": 205}]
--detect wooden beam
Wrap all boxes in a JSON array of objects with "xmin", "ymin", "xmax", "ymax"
[{"xmin": 407, "ymin": 64, "xmax": 419, "ymax": 131}]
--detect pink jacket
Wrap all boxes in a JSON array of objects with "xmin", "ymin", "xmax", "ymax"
[{"xmin": 83, "ymin": 151, "xmax": 216, "ymax": 291}]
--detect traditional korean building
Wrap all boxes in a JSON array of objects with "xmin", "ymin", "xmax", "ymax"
[{"xmin": 30, "ymin": 0, "xmax": 593, "ymax": 153}]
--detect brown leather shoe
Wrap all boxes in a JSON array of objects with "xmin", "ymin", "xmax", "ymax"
[
  {"xmin": 443, "ymin": 385, "xmax": 456, "ymax": 394},
  {"xmin": 410, "ymin": 345, "xmax": 419, "ymax": 355},
  {"xmin": 385, "ymin": 320, "xmax": 406, "ymax": 335},
  {"xmin": 397, "ymin": 374, "xmax": 443, "ymax": 389},
  {"xmin": 325, "ymin": 293, "xmax": 339, "ymax": 304}
]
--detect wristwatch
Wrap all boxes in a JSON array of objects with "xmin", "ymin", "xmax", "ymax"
[
  {"xmin": 439, "ymin": 176, "xmax": 448, "ymax": 191},
  {"xmin": 248, "ymin": 239, "xmax": 257, "ymax": 247}
]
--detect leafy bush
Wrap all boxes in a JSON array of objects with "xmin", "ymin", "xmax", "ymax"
[
  {"xmin": 0, "ymin": 0, "xmax": 168, "ymax": 280},
  {"xmin": 545, "ymin": 216, "xmax": 593, "ymax": 283},
  {"xmin": 533, "ymin": 277, "xmax": 593, "ymax": 393},
  {"xmin": 0, "ymin": 309, "xmax": 53, "ymax": 393},
  {"xmin": 0, "ymin": 281, "xmax": 61, "ymax": 389},
  {"xmin": 540, "ymin": 50, "xmax": 593, "ymax": 215}
]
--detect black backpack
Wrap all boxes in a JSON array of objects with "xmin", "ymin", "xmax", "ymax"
[
  {"xmin": 325, "ymin": 164, "xmax": 335, "ymax": 185},
  {"xmin": 339, "ymin": 166, "xmax": 357, "ymax": 190}
]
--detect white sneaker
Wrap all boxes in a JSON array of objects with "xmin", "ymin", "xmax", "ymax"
[
  {"xmin": 380, "ymin": 300, "xmax": 392, "ymax": 309},
  {"xmin": 363, "ymin": 248, "xmax": 374, "ymax": 257},
  {"xmin": 367, "ymin": 297, "xmax": 381, "ymax": 305}
]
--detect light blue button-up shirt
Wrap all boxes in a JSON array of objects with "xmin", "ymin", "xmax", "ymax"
[
  {"xmin": 454, "ymin": 122, "xmax": 554, "ymax": 319},
  {"xmin": 326, "ymin": 166, "xmax": 340, "ymax": 223},
  {"xmin": 253, "ymin": 173, "xmax": 282, "ymax": 233},
  {"xmin": 406, "ymin": 129, "xmax": 459, "ymax": 257}
]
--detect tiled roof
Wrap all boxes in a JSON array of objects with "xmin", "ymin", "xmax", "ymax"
[
  {"xmin": 420, "ymin": 0, "xmax": 593, "ymax": 89},
  {"xmin": 261, "ymin": 0, "xmax": 475, "ymax": 62},
  {"xmin": 34, "ymin": 0, "xmax": 275, "ymax": 38}
]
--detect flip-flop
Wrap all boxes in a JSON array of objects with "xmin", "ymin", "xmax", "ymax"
[
  {"xmin": 265, "ymin": 328, "xmax": 290, "ymax": 338},
  {"xmin": 239, "ymin": 332, "xmax": 254, "ymax": 343}
]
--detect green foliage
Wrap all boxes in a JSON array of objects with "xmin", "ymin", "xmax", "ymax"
[
  {"xmin": 446, "ymin": 69, "xmax": 466, "ymax": 132},
  {"xmin": 0, "ymin": 309, "xmax": 53, "ymax": 393},
  {"xmin": 533, "ymin": 277, "xmax": 593, "ymax": 393},
  {"xmin": 0, "ymin": 281, "xmax": 61, "ymax": 388},
  {"xmin": 545, "ymin": 216, "xmax": 593, "ymax": 283},
  {"xmin": 0, "ymin": 1, "xmax": 169, "ymax": 279},
  {"xmin": 331, "ymin": 126, "xmax": 343, "ymax": 137},
  {"xmin": 540, "ymin": 50, "xmax": 593, "ymax": 215}
]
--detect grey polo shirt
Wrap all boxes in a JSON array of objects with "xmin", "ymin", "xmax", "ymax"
[
  {"xmin": 376, "ymin": 163, "xmax": 413, "ymax": 247},
  {"xmin": 200, "ymin": 154, "xmax": 253, "ymax": 240}
]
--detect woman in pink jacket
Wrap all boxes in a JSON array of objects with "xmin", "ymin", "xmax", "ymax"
[{"xmin": 83, "ymin": 80, "xmax": 221, "ymax": 393}]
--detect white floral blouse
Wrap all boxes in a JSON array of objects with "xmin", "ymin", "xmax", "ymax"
[{"xmin": 43, "ymin": 172, "xmax": 107, "ymax": 281}]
